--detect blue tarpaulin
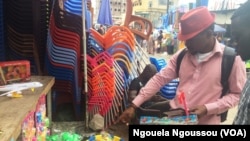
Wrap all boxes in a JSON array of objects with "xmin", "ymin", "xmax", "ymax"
[
  {"xmin": 97, "ymin": 0, "xmax": 113, "ymax": 26},
  {"xmin": 161, "ymin": 14, "xmax": 169, "ymax": 30},
  {"xmin": 197, "ymin": 0, "xmax": 209, "ymax": 7}
]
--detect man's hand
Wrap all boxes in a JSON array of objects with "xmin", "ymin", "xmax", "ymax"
[
  {"xmin": 189, "ymin": 105, "xmax": 207, "ymax": 119},
  {"xmin": 116, "ymin": 105, "xmax": 136, "ymax": 125},
  {"xmin": 151, "ymin": 95, "xmax": 166, "ymax": 102}
]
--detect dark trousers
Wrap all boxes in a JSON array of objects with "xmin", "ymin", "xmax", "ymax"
[
  {"xmin": 157, "ymin": 41, "xmax": 162, "ymax": 53},
  {"xmin": 167, "ymin": 45, "xmax": 174, "ymax": 55}
]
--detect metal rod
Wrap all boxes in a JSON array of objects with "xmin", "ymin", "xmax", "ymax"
[{"xmin": 82, "ymin": 0, "xmax": 89, "ymax": 130}]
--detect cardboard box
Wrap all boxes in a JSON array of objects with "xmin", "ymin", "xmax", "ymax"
[{"xmin": 0, "ymin": 60, "xmax": 30, "ymax": 85}]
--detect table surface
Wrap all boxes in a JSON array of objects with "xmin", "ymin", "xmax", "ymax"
[{"xmin": 0, "ymin": 76, "xmax": 55, "ymax": 141}]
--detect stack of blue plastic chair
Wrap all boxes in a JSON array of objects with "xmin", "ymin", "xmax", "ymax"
[
  {"xmin": 87, "ymin": 34, "xmax": 104, "ymax": 57},
  {"xmin": 32, "ymin": 0, "xmax": 53, "ymax": 73},
  {"xmin": 0, "ymin": 0, "xmax": 5, "ymax": 61},
  {"xmin": 45, "ymin": 0, "xmax": 84, "ymax": 120},
  {"xmin": 5, "ymin": 0, "xmax": 52, "ymax": 74},
  {"xmin": 149, "ymin": 57, "xmax": 179, "ymax": 99},
  {"xmin": 64, "ymin": 0, "xmax": 92, "ymax": 31},
  {"xmin": 6, "ymin": 0, "xmax": 36, "ymax": 73},
  {"xmin": 107, "ymin": 42, "xmax": 136, "ymax": 79}
]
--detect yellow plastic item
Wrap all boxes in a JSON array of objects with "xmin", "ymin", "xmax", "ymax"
[
  {"xmin": 113, "ymin": 136, "xmax": 121, "ymax": 141},
  {"xmin": 11, "ymin": 92, "xmax": 23, "ymax": 98},
  {"xmin": 95, "ymin": 135, "xmax": 102, "ymax": 141},
  {"xmin": 31, "ymin": 88, "xmax": 35, "ymax": 92}
]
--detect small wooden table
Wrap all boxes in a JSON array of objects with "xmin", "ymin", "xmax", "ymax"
[{"xmin": 0, "ymin": 76, "xmax": 55, "ymax": 141}]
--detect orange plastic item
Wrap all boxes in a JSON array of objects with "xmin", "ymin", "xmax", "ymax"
[{"xmin": 123, "ymin": 0, "xmax": 153, "ymax": 40}]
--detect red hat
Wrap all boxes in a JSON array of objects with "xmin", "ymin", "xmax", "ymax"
[{"xmin": 178, "ymin": 6, "xmax": 215, "ymax": 41}]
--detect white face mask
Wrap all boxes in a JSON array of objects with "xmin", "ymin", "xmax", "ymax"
[{"xmin": 196, "ymin": 51, "xmax": 212, "ymax": 63}]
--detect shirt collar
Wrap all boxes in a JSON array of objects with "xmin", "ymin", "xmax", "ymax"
[{"xmin": 212, "ymin": 38, "xmax": 224, "ymax": 56}]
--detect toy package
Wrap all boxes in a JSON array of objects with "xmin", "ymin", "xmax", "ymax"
[
  {"xmin": 35, "ymin": 94, "xmax": 50, "ymax": 139},
  {"xmin": 0, "ymin": 60, "xmax": 30, "ymax": 85},
  {"xmin": 139, "ymin": 114, "xmax": 198, "ymax": 125},
  {"xmin": 22, "ymin": 111, "xmax": 36, "ymax": 141},
  {"xmin": 86, "ymin": 131, "xmax": 124, "ymax": 141}
]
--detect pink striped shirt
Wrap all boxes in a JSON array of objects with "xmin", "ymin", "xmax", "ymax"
[{"xmin": 133, "ymin": 40, "xmax": 246, "ymax": 124}]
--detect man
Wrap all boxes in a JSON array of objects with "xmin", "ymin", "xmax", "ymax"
[
  {"xmin": 147, "ymin": 32, "xmax": 155, "ymax": 54},
  {"xmin": 128, "ymin": 64, "xmax": 168, "ymax": 123},
  {"xmin": 97, "ymin": 25, "xmax": 104, "ymax": 35},
  {"xmin": 156, "ymin": 30, "xmax": 163, "ymax": 53},
  {"xmin": 231, "ymin": 1, "xmax": 250, "ymax": 125},
  {"xmin": 166, "ymin": 34, "xmax": 174, "ymax": 55},
  {"xmin": 128, "ymin": 64, "xmax": 166, "ymax": 107},
  {"xmin": 117, "ymin": 6, "xmax": 246, "ymax": 124}
]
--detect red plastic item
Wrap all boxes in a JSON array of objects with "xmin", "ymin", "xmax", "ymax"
[
  {"xmin": 178, "ymin": 91, "xmax": 189, "ymax": 118},
  {"xmin": 0, "ymin": 60, "xmax": 30, "ymax": 85}
]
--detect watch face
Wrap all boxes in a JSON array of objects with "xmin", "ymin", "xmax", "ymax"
[{"xmin": 139, "ymin": 81, "xmax": 143, "ymax": 87}]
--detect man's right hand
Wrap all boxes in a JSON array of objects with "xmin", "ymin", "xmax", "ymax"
[{"xmin": 116, "ymin": 105, "xmax": 136, "ymax": 124}]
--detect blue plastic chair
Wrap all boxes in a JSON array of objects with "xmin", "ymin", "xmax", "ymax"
[
  {"xmin": 149, "ymin": 57, "xmax": 179, "ymax": 99},
  {"xmin": 64, "ymin": 0, "xmax": 91, "ymax": 30}
]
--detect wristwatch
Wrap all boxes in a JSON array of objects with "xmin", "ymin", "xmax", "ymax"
[{"xmin": 129, "ymin": 103, "xmax": 138, "ymax": 110}]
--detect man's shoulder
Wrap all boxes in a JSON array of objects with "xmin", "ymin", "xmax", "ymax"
[{"xmin": 129, "ymin": 78, "xmax": 141, "ymax": 90}]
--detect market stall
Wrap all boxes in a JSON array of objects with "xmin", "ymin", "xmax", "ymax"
[{"xmin": 0, "ymin": 76, "xmax": 55, "ymax": 141}]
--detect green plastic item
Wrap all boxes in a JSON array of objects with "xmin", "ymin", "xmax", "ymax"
[
  {"xmin": 246, "ymin": 60, "xmax": 250, "ymax": 69},
  {"xmin": 46, "ymin": 132, "xmax": 82, "ymax": 141},
  {"xmin": 44, "ymin": 118, "xmax": 50, "ymax": 127}
]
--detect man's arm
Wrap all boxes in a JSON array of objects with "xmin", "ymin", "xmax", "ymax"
[
  {"xmin": 132, "ymin": 52, "xmax": 180, "ymax": 107},
  {"xmin": 128, "ymin": 90, "xmax": 138, "ymax": 103},
  {"xmin": 205, "ymin": 56, "xmax": 247, "ymax": 115}
]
